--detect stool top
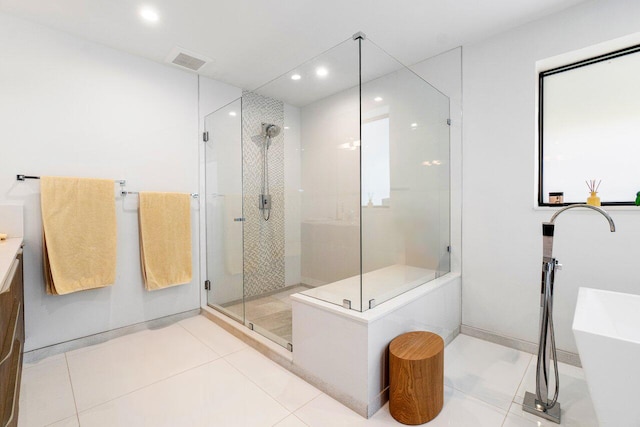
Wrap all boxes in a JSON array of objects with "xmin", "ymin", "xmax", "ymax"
[{"xmin": 389, "ymin": 331, "xmax": 444, "ymax": 360}]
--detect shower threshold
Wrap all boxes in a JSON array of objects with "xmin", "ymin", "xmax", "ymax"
[{"xmin": 217, "ymin": 284, "xmax": 312, "ymax": 345}]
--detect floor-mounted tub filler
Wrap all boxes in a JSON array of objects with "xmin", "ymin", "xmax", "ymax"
[{"xmin": 522, "ymin": 204, "xmax": 615, "ymax": 424}]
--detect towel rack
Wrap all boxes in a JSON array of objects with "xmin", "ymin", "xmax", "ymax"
[
  {"xmin": 121, "ymin": 191, "xmax": 199, "ymax": 199},
  {"xmin": 17, "ymin": 176, "xmax": 197, "ymax": 199},
  {"xmin": 17, "ymin": 175, "xmax": 126, "ymax": 186}
]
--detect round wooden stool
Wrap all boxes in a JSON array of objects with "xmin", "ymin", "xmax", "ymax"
[{"xmin": 389, "ymin": 331, "xmax": 444, "ymax": 425}]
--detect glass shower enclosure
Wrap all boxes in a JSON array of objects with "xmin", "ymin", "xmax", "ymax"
[{"xmin": 204, "ymin": 33, "xmax": 450, "ymax": 349}]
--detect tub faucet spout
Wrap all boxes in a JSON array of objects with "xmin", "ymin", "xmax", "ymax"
[
  {"xmin": 549, "ymin": 203, "xmax": 616, "ymax": 231},
  {"xmin": 542, "ymin": 204, "xmax": 615, "ymax": 259}
]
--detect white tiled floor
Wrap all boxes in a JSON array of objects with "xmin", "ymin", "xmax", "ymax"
[{"xmin": 18, "ymin": 315, "xmax": 598, "ymax": 426}]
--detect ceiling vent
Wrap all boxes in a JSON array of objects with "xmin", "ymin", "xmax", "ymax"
[{"xmin": 165, "ymin": 47, "xmax": 212, "ymax": 72}]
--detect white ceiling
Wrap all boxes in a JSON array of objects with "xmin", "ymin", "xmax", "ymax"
[{"xmin": 0, "ymin": 0, "xmax": 587, "ymax": 90}]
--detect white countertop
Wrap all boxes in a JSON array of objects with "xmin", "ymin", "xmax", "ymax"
[{"xmin": 0, "ymin": 238, "xmax": 23, "ymax": 290}]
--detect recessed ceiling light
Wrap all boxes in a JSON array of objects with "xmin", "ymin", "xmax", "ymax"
[
  {"xmin": 229, "ymin": 111, "xmax": 236, "ymax": 117},
  {"xmin": 374, "ymin": 97, "xmax": 383, "ymax": 102},
  {"xmin": 291, "ymin": 74, "xmax": 301, "ymax": 81},
  {"xmin": 411, "ymin": 123, "xmax": 418, "ymax": 128},
  {"xmin": 139, "ymin": 7, "xmax": 159, "ymax": 23},
  {"xmin": 316, "ymin": 67, "xmax": 328, "ymax": 77},
  {"xmin": 284, "ymin": 126, "xmax": 290, "ymax": 130}
]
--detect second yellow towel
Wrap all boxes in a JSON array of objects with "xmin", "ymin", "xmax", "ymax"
[{"xmin": 138, "ymin": 192, "xmax": 192, "ymax": 291}]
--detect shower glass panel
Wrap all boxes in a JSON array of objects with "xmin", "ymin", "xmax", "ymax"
[
  {"xmin": 246, "ymin": 38, "xmax": 361, "ymax": 342},
  {"xmin": 203, "ymin": 33, "xmax": 451, "ymax": 349},
  {"xmin": 204, "ymin": 99, "xmax": 244, "ymax": 322},
  {"xmin": 359, "ymin": 39, "xmax": 450, "ymax": 311}
]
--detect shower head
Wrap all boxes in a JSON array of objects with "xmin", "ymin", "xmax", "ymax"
[
  {"xmin": 261, "ymin": 123, "xmax": 281, "ymax": 139},
  {"xmin": 261, "ymin": 123, "xmax": 281, "ymax": 149}
]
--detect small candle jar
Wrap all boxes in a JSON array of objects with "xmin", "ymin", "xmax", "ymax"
[{"xmin": 549, "ymin": 192, "xmax": 564, "ymax": 204}]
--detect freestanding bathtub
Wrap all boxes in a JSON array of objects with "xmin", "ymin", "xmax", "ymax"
[
  {"xmin": 573, "ymin": 287, "xmax": 640, "ymax": 426},
  {"xmin": 291, "ymin": 271, "xmax": 461, "ymax": 418}
]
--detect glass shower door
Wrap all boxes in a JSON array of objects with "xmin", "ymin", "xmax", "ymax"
[{"xmin": 204, "ymin": 99, "xmax": 244, "ymax": 322}]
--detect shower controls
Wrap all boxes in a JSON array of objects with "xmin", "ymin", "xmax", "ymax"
[
  {"xmin": 259, "ymin": 194, "xmax": 271, "ymax": 210},
  {"xmin": 259, "ymin": 123, "xmax": 281, "ymax": 220}
]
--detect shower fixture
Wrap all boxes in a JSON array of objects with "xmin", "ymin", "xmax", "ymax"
[
  {"xmin": 262, "ymin": 123, "xmax": 281, "ymax": 144},
  {"xmin": 259, "ymin": 123, "xmax": 281, "ymax": 220},
  {"xmin": 523, "ymin": 204, "xmax": 615, "ymax": 423}
]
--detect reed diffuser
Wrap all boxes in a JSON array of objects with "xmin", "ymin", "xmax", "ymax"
[{"xmin": 586, "ymin": 179, "xmax": 601, "ymax": 206}]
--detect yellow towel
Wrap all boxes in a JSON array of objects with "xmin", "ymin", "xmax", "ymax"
[
  {"xmin": 138, "ymin": 192, "xmax": 192, "ymax": 291},
  {"xmin": 41, "ymin": 176, "xmax": 117, "ymax": 295}
]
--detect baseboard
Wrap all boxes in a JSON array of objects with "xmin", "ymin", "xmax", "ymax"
[
  {"xmin": 461, "ymin": 324, "xmax": 582, "ymax": 367},
  {"xmin": 23, "ymin": 308, "xmax": 201, "ymax": 364}
]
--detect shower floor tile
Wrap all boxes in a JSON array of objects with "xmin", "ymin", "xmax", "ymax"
[
  {"xmin": 19, "ymin": 316, "xmax": 597, "ymax": 427},
  {"xmin": 222, "ymin": 284, "xmax": 311, "ymax": 343}
]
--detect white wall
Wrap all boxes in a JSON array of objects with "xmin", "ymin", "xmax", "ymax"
[
  {"xmin": 462, "ymin": 0, "xmax": 640, "ymax": 353},
  {"xmin": 0, "ymin": 13, "xmax": 204, "ymax": 352}
]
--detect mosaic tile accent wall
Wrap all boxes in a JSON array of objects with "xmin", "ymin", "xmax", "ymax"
[{"xmin": 242, "ymin": 91, "xmax": 285, "ymax": 297}]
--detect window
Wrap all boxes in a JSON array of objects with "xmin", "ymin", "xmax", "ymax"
[
  {"xmin": 538, "ymin": 44, "xmax": 640, "ymax": 206},
  {"xmin": 361, "ymin": 117, "xmax": 390, "ymax": 206}
]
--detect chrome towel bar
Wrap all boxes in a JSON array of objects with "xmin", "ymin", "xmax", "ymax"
[
  {"xmin": 121, "ymin": 191, "xmax": 199, "ymax": 199},
  {"xmin": 17, "ymin": 175, "xmax": 126, "ymax": 186}
]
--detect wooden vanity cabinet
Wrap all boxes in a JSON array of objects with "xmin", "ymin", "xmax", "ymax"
[{"xmin": 0, "ymin": 249, "xmax": 24, "ymax": 427}]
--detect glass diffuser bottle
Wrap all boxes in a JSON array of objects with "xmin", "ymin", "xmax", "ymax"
[{"xmin": 586, "ymin": 180, "xmax": 601, "ymax": 206}]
